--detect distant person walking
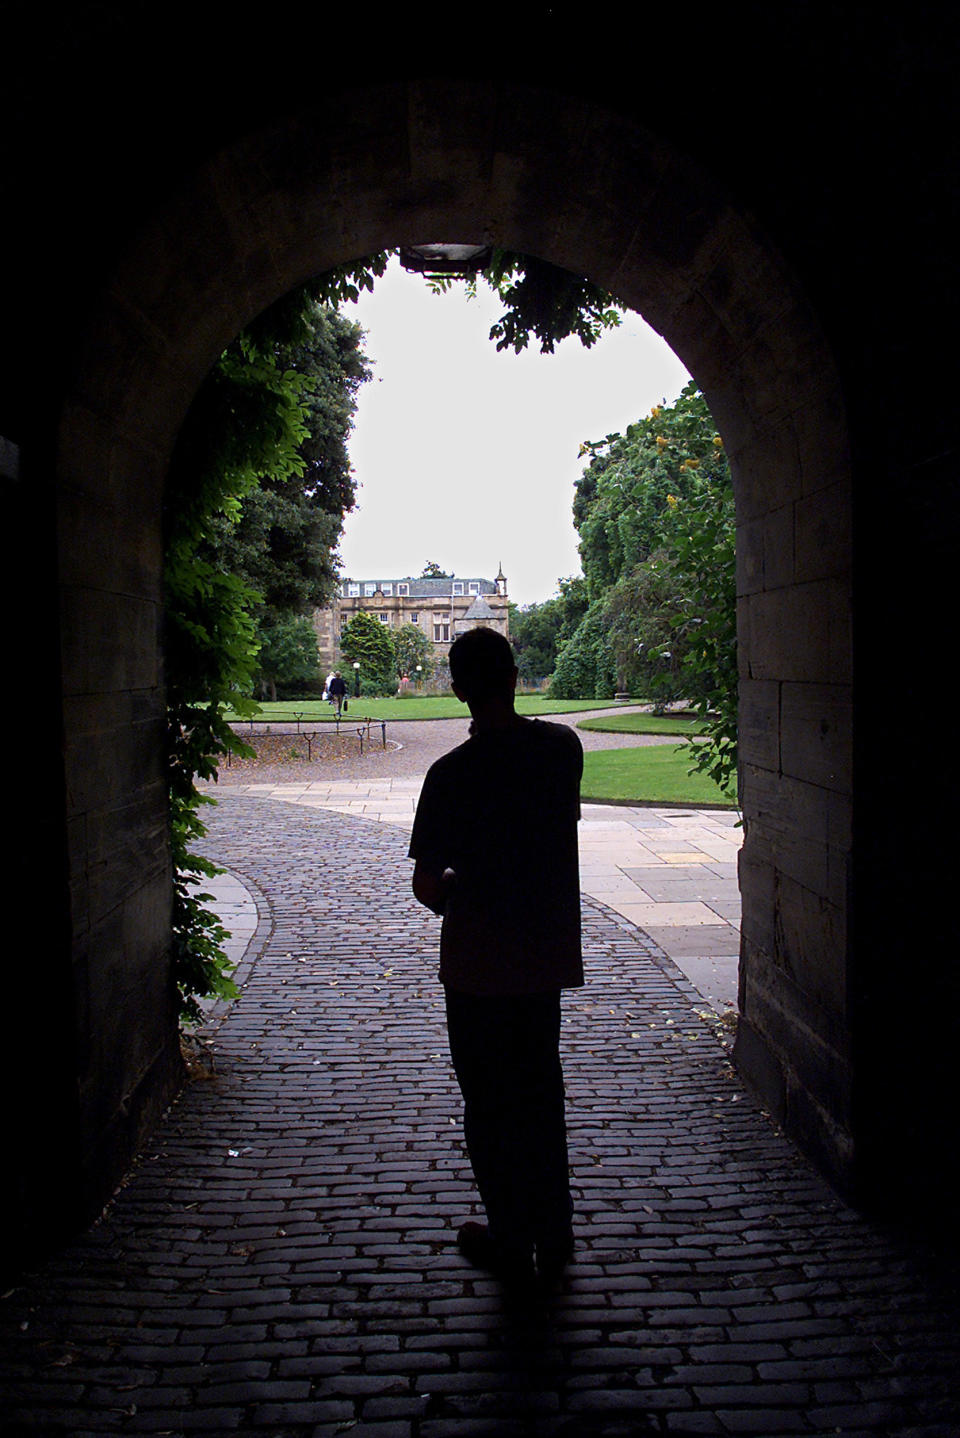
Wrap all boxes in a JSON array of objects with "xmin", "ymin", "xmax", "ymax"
[
  {"xmin": 327, "ymin": 671, "xmax": 347, "ymax": 717},
  {"xmin": 409, "ymin": 627, "xmax": 583, "ymax": 1286}
]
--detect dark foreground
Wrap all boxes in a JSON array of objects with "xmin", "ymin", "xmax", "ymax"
[{"xmin": 2, "ymin": 793, "xmax": 958, "ymax": 1437}]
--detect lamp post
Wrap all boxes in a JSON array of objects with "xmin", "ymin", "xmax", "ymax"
[
  {"xmin": 353, "ymin": 660, "xmax": 360, "ymax": 697},
  {"xmin": 415, "ymin": 664, "xmax": 422, "ymax": 691}
]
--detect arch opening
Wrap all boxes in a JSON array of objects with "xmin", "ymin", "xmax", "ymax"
[
  {"xmin": 12, "ymin": 81, "xmax": 862, "ymax": 1268},
  {"xmin": 173, "ymin": 249, "xmax": 737, "ymax": 1021}
]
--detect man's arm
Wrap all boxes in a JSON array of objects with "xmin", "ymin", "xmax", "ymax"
[{"xmin": 412, "ymin": 860, "xmax": 456, "ymax": 916}]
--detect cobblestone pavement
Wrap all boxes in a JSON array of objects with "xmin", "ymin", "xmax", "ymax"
[
  {"xmin": 210, "ymin": 712, "xmax": 744, "ymax": 1014},
  {"xmin": 3, "ymin": 794, "xmax": 959, "ymax": 1437}
]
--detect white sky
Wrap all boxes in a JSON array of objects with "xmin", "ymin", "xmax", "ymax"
[{"xmin": 338, "ymin": 256, "xmax": 690, "ymax": 608}]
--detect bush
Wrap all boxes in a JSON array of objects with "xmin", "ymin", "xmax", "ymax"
[
  {"xmin": 550, "ymin": 606, "xmax": 615, "ymax": 699},
  {"xmin": 359, "ymin": 676, "xmax": 398, "ymax": 698}
]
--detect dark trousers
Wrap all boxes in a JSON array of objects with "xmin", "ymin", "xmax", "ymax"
[{"xmin": 444, "ymin": 988, "xmax": 573, "ymax": 1251}]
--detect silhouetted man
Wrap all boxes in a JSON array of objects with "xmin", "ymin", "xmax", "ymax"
[{"xmin": 409, "ymin": 626, "xmax": 583, "ymax": 1284}]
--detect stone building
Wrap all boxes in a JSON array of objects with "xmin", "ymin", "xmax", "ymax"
[{"xmin": 314, "ymin": 568, "xmax": 509, "ymax": 673}]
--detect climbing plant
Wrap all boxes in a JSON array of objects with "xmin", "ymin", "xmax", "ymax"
[{"xmin": 165, "ymin": 288, "xmax": 341, "ymax": 1022}]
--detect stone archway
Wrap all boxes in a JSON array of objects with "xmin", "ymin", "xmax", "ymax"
[{"xmin": 51, "ymin": 80, "xmax": 853, "ymax": 1250}]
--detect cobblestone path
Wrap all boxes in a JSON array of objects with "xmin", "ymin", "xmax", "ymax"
[{"xmin": 2, "ymin": 793, "xmax": 959, "ymax": 1436}]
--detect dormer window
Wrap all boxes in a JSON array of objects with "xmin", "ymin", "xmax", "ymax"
[
  {"xmin": 468, "ymin": 581, "xmax": 480, "ymax": 595},
  {"xmin": 365, "ymin": 583, "xmax": 377, "ymax": 596},
  {"xmin": 347, "ymin": 583, "xmax": 360, "ymax": 597},
  {"xmin": 397, "ymin": 583, "xmax": 409, "ymax": 596},
  {"xmin": 452, "ymin": 581, "xmax": 464, "ymax": 596},
  {"xmin": 381, "ymin": 583, "xmax": 393, "ymax": 596}
]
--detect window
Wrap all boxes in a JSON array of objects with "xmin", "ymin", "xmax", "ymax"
[
  {"xmin": 433, "ymin": 623, "xmax": 450, "ymax": 642},
  {"xmin": 468, "ymin": 581, "xmax": 480, "ymax": 595},
  {"xmin": 347, "ymin": 583, "xmax": 360, "ymax": 596},
  {"xmin": 452, "ymin": 581, "xmax": 464, "ymax": 596},
  {"xmin": 379, "ymin": 612, "xmax": 390, "ymax": 624},
  {"xmin": 381, "ymin": 583, "xmax": 393, "ymax": 596},
  {"xmin": 397, "ymin": 583, "xmax": 409, "ymax": 596},
  {"xmin": 364, "ymin": 583, "xmax": 377, "ymax": 596},
  {"xmin": 410, "ymin": 611, "xmax": 419, "ymax": 625}
]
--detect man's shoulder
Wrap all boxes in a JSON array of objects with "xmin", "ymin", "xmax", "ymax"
[
  {"xmin": 422, "ymin": 736, "xmax": 474, "ymax": 784},
  {"xmin": 527, "ymin": 717, "xmax": 584, "ymax": 758}
]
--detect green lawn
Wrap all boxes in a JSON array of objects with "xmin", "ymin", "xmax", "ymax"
[
  {"xmin": 581, "ymin": 745, "xmax": 738, "ymax": 807},
  {"xmin": 578, "ymin": 712, "xmax": 706, "ymax": 736},
  {"xmin": 224, "ymin": 695, "xmax": 630, "ymax": 723}
]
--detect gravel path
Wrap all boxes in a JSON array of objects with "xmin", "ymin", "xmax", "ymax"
[{"xmin": 214, "ymin": 708, "xmax": 678, "ymax": 785}]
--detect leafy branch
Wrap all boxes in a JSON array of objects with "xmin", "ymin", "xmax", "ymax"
[{"xmin": 426, "ymin": 248, "xmax": 623, "ymax": 353}]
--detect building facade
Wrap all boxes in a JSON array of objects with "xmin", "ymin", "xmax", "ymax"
[{"xmin": 313, "ymin": 568, "xmax": 509, "ymax": 674}]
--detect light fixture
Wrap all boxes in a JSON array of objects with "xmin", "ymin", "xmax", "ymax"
[{"xmin": 399, "ymin": 243, "xmax": 492, "ymax": 277}]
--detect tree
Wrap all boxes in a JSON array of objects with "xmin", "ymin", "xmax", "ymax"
[
  {"xmin": 509, "ymin": 598, "xmax": 565, "ymax": 686},
  {"xmin": 550, "ymin": 605, "xmax": 616, "ymax": 699},
  {"xmin": 420, "ymin": 561, "xmax": 452, "ymax": 578},
  {"xmin": 555, "ymin": 381, "xmax": 737, "ymax": 790},
  {"xmin": 211, "ymin": 303, "xmax": 370, "ymax": 610},
  {"xmin": 573, "ymin": 381, "xmax": 723, "ymax": 600},
  {"xmin": 508, "ymin": 576, "xmax": 590, "ymax": 690},
  {"xmin": 599, "ymin": 558, "xmax": 687, "ymax": 707},
  {"xmin": 651, "ymin": 484, "xmax": 737, "ymax": 790},
  {"xmin": 254, "ymin": 613, "xmax": 322, "ymax": 701},
  {"xmin": 205, "ymin": 301, "xmax": 371, "ymax": 697},
  {"xmin": 393, "ymin": 622, "xmax": 432, "ymax": 682},
  {"xmin": 339, "ymin": 611, "xmax": 396, "ymax": 695}
]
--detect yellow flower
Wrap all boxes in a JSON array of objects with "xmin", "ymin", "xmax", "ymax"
[
  {"xmin": 666, "ymin": 494, "xmax": 678, "ymax": 507},
  {"xmin": 713, "ymin": 434, "xmax": 724, "ymax": 448},
  {"xmin": 656, "ymin": 435, "xmax": 667, "ymax": 449}
]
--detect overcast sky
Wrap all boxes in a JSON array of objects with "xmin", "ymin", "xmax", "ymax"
[{"xmin": 338, "ymin": 256, "xmax": 691, "ymax": 608}]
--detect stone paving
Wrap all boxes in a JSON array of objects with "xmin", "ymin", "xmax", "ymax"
[
  {"xmin": 213, "ymin": 711, "xmax": 742, "ymax": 1012},
  {"xmin": 214, "ymin": 784, "xmax": 742, "ymax": 1015},
  {"xmin": 2, "ymin": 793, "xmax": 960, "ymax": 1437}
]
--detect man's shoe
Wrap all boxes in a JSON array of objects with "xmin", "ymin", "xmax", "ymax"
[
  {"xmin": 457, "ymin": 1221, "xmax": 535, "ymax": 1285},
  {"xmin": 535, "ymin": 1234, "xmax": 574, "ymax": 1281}
]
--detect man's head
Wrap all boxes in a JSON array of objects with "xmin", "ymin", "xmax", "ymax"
[{"xmin": 448, "ymin": 627, "xmax": 517, "ymax": 707}]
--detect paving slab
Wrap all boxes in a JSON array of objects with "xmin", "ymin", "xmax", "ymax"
[{"xmin": 3, "ymin": 793, "xmax": 958, "ymax": 1437}]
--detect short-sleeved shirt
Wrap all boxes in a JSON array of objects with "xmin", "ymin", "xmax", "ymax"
[{"xmin": 408, "ymin": 717, "xmax": 584, "ymax": 995}]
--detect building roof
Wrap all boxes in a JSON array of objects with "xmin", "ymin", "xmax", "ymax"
[
  {"xmin": 341, "ymin": 577, "xmax": 501, "ymax": 599},
  {"xmin": 461, "ymin": 594, "xmax": 496, "ymax": 620}
]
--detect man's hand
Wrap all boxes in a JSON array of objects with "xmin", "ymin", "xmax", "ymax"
[{"xmin": 413, "ymin": 861, "xmax": 456, "ymax": 916}]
